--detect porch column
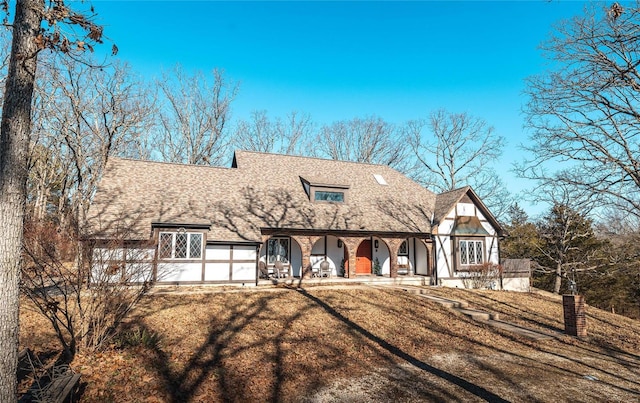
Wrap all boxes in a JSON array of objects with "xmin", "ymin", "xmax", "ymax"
[
  {"xmin": 343, "ymin": 237, "xmax": 367, "ymax": 279},
  {"xmin": 385, "ymin": 238, "xmax": 404, "ymax": 278},
  {"xmin": 424, "ymin": 239, "xmax": 434, "ymax": 276},
  {"xmin": 290, "ymin": 235, "xmax": 322, "ymax": 278}
]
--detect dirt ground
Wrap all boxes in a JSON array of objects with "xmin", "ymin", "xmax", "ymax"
[{"xmin": 19, "ymin": 285, "xmax": 640, "ymax": 402}]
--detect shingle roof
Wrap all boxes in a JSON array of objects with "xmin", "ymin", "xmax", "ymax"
[
  {"xmin": 86, "ymin": 151, "xmax": 440, "ymax": 242},
  {"xmin": 433, "ymin": 186, "xmax": 504, "ymax": 236},
  {"xmin": 433, "ymin": 187, "xmax": 471, "ymax": 224}
]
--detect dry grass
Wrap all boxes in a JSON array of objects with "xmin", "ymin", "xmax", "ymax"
[{"xmin": 19, "ymin": 285, "xmax": 640, "ymax": 402}]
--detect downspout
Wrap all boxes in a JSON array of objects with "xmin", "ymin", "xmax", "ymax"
[
  {"xmin": 255, "ymin": 244, "xmax": 260, "ymax": 286},
  {"xmin": 430, "ymin": 213, "xmax": 438, "ymax": 286},
  {"xmin": 411, "ymin": 237, "xmax": 416, "ymax": 276},
  {"xmin": 152, "ymin": 229, "xmax": 159, "ymax": 284},
  {"xmin": 431, "ymin": 236, "xmax": 438, "ymax": 286}
]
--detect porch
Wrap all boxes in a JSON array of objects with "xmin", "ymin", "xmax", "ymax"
[
  {"xmin": 257, "ymin": 273, "xmax": 434, "ymax": 287},
  {"xmin": 259, "ymin": 233, "xmax": 433, "ymax": 281}
]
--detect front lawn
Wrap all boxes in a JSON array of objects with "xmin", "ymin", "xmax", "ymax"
[{"xmin": 20, "ymin": 286, "xmax": 640, "ymax": 402}]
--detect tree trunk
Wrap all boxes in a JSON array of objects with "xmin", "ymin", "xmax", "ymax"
[
  {"xmin": 554, "ymin": 262, "xmax": 562, "ymax": 294},
  {"xmin": 0, "ymin": 1, "xmax": 42, "ymax": 400}
]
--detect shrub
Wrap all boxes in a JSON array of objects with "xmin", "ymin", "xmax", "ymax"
[{"xmin": 461, "ymin": 263, "xmax": 502, "ymax": 290}]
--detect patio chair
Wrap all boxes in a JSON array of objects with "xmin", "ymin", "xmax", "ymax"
[
  {"xmin": 319, "ymin": 260, "xmax": 332, "ymax": 278},
  {"xmin": 397, "ymin": 256, "xmax": 410, "ymax": 275},
  {"xmin": 274, "ymin": 260, "xmax": 289, "ymax": 278},
  {"xmin": 397, "ymin": 264, "xmax": 409, "ymax": 275},
  {"xmin": 259, "ymin": 261, "xmax": 271, "ymax": 279}
]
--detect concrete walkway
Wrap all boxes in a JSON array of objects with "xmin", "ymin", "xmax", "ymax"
[{"xmin": 376, "ymin": 284, "xmax": 559, "ymax": 341}]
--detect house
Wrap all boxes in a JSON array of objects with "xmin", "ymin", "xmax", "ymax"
[{"xmin": 86, "ymin": 151, "xmax": 520, "ymax": 290}]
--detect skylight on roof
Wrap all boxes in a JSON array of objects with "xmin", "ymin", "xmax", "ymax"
[{"xmin": 373, "ymin": 174, "xmax": 388, "ymax": 185}]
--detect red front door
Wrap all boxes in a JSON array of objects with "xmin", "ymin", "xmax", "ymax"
[{"xmin": 356, "ymin": 240, "xmax": 372, "ymax": 275}]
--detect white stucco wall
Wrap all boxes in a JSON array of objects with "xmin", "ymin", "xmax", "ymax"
[
  {"xmin": 414, "ymin": 240, "xmax": 429, "ymax": 275},
  {"xmin": 456, "ymin": 203, "xmax": 476, "ymax": 216},
  {"xmin": 91, "ymin": 247, "xmax": 154, "ymax": 283},
  {"xmin": 206, "ymin": 244, "xmax": 230, "ymax": 260},
  {"xmin": 309, "ymin": 236, "xmax": 345, "ymax": 276},
  {"xmin": 434, "ymin": 234, "xmax": 453, "ymax": 279},
  {"xmin": 232, "ymin": 262, "xmax": 255, "ymax": 281},
  {"xmin": 160, "ymin": 262, "xmax": 202, "ymax": 282},
  {"xmin": 372, "ymin": 237, "xmax": 390, "ymax": 275},
  {"xmin": 326, "ymin": 235, "xmax": 343, "ymax": 275},
  {"xmin": 501, "ymin": 277, "xmax": 530, "ymax": 292},
  {"xmin": 439, "ymin": 275, "xmax": 529, "ymax": 292},
  {"xmin": 205, "ymin": 263, "xmax": 230, "ymax": 281},
  {"xmin": 290, "ymin": 241, "xmax": 302, "ymax": 277}
]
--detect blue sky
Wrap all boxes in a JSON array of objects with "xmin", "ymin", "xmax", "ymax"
[{"xmin": 92, "ymin": 0, "xmax": 596, "ymax": 217}]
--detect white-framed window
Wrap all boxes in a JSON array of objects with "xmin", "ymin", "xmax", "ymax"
[
  {"xmin": 267, "ymin": 237, "xmax": 290, "ymax": 264},
  {"xmin": 459, "ymin": 239, "xmax": 484, "ymax": 266},
  {"xmin": 158, "ymin": 231, "xmax": 203, "ymax": 259}
]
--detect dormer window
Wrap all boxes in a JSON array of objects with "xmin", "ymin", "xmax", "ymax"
[
  {"xmin": 300, "ymin": 176, "xmax": 349, "ymax": 203},
  {"xmin": 315, "ymin": 190, "xmax": 345, "ymax": 202}
]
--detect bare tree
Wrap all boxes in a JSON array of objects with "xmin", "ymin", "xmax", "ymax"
[
  {"xmin": 521, "ymin": 3, "xmax": 640, "ymax": 219},
  {"xmin": 22, "ymin": 218, "xmax": 153, "ymax": 361},
  {"xmin": 26, "ymin": 143, "xmax": 67, "ymax": 221},
  {"xmin": 0, "ymin": 0, "xmax": 108, "ymax": 398},
  {"xmin": 312, "ymin": 116, "xmax": 409, "ymax": 171},
  {"xmin": 30, "ymin": 56, "xmax": 154, "ymax": 229},
  {"xmin": 155, "ymin": 65, "xmax": 238, "ymax": 165},
  {"xmin": 233, "ymin": 110, "xmax": 314, "ymax": 155},
  {"xmin": 406, "ymin": 109, "xmax": 510, "ymax": 218}
]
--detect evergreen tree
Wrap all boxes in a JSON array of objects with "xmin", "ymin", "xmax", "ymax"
[
  {"xmin": 535, "ymin": 204, "xmax": 606, "ymax": 294},
  {"xmin": 501, "ymin": 203, "xmax": 540, "ymax": 260}
]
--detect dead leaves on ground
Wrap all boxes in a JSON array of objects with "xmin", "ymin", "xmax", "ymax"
[{"xmin": 20, "ymin": 288, "xmax": 640, "ymax": 402}]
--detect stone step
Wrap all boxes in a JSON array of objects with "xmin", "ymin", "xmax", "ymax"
[
  {"xmin": 399, "ymin": 286, "xmax": 469, "ymax": 309},
  {"xmin": 457, "ymin": 308, "xmax": 500, "ymax": 321},
  {"xmin": 386, "ymin": 284, "xmax": 558, "ymax": 341}
]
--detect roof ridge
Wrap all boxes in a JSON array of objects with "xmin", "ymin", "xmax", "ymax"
[
  {"xmin": 109, "ymin": 156, "xmax": 235, "ymax": 172},
  {"xmin": 234, "ymin": 149, "xmax": 394, "ymax": 169},
  {"xmin": 437, "ymin": 186, "xmax": 471, "ymax": 196}
]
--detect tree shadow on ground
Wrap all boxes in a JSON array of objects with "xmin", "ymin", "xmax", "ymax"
[
  {"xmin": 448, "ymin": 288, "xmax": 640, "ymax": 371},
  {"xmin": 97, "ymin": 287, "xmax": 640, "ymax": 402},
  {"xmin": 349, "ymin": 286, "xmax": 640, "ymax": 397},
  {"xmin": 296, "ymin": 288, "xmax": 510, "ymax": 402}
]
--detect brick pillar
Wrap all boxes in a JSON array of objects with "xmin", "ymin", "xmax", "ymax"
[
  {"xmin": 385, "ymin": 238, "xmax": 404, "ymax": 278},
  {"xmin": 424, "ymin": 239, "xmax": 433, "ymax": 276},
  {"xmin": 291, "ymin": 235, "xmax": 322, "ymax": 279},
  {"xmin": 563, "ymin": 295, "xmax": 587, "ymax": 337}
]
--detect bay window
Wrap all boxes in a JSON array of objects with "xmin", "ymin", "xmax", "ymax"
[{"xmin": 459, "ymin": 239, "xmax": 484, "ymax": 266}]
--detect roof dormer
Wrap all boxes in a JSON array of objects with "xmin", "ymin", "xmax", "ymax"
[{"xmin": 300, "ymin": 176, "xmax": 350, "ymax": 203}]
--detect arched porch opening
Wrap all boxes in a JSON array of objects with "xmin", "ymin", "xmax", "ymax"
[
  {"xmin": 259, "ymin": 235, "xmax": 303, "ymax": 277},
  {"xmin": 356, "ymin": 237, "xmax": 390, "ymax": 275},
  {"xmin": 310, "ymin": 235, "xmax": 348, "ymax": 277},
  {"xmin": 397, "ymin": 237, "xmax": 430, "ymax": 276}
]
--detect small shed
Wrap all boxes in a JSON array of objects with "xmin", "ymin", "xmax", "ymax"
[{"xmin": 500, "ymin": 259, "xmax": 531, "ymax": 291}]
